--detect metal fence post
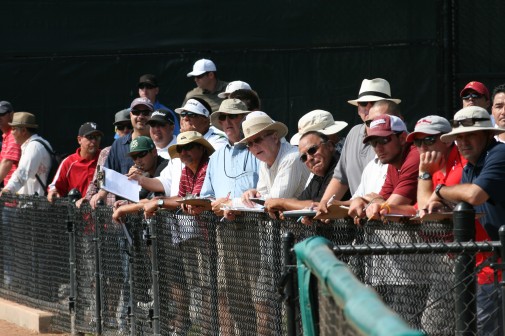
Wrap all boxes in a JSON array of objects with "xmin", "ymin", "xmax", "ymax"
[
  {"xmin": 146, "ymin": 218, "xmax": 160, "ymax": 335},
  {"xmin": 453, "ymin": 201, "xmax": 476, "ymax": 335},
  {"xmin": 93, "ymin": 197, "xmax": 103, "ymax": 335},
  {"xmin": 282, "ymin": 232, "xmax": 296, "ymax": 336},
  {"xmin": 66, "ymin": 197, "xmax": 78, "ymax": 336},
  {"xmin": 499, "ymin": 225, "xmax": 505, "ymax": 334}
]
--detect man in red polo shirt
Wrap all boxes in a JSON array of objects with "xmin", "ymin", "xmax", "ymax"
[
  {"xmin": 47, "ymin": 122, "xmax": 102, "ymax": 201},
  {"xmin": 0, "ymin": 101, "xmax": 21, "ymax": 187}
]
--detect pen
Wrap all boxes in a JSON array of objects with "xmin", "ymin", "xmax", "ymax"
[
  {"xmin": 220, "ymin": 192, "xmax": 231, "ymax": 222},
  {"xmin": 326, "ymin": 194, "xmax": 336, "ymax": 206}
]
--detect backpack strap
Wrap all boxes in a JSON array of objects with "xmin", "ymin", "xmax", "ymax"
[{"xmin": 30, "ymin": 139, "xmax": 55, "ymax": 192}]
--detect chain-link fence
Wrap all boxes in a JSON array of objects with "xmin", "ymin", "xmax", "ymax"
[{"xmin": 0, "ymin": 194, "xmax": 503, "ymax": 335}]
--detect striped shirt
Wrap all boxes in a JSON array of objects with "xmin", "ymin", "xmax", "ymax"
[
  {"xmin": 0, "ymin": 129, "xmax": 21, "ymax": 186},
  {"xmin": 178, "ymin": 159, "xmax": 209, "ymax": 197}
]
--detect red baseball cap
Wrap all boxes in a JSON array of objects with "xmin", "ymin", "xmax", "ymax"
[{"xmin": 460, "ymin": 81, "xmax": 490, "ymax": 100}]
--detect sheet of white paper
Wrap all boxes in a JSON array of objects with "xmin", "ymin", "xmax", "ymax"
[{"xmin": 101, "ymin": 166, "xmax": 141, "ymax": 202}]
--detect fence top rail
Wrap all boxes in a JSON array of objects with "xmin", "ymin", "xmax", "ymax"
[{"xmin": 295, "ymin": 236, "xmax": 423, "ymax": 336}]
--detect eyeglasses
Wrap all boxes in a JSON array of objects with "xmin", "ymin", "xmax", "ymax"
[
  {"xmin": 131, "ymin": 109, "xmax": 152, "ymax": 116},
  {"xmin": 246, "ymin": 132, "xmax": 273, "ymax": 148},
  {"xmin": 450, "ymin": 117, "xmax": 489, "ymax": 127},
  {"xmin": 218, "ymin": 114, "xmax": 241, "ymax": 121},
  {"xmin": 299, "ymin": 142, "xmax": 325, "ymax": 163},
  {"xmin": 130, "ymin": 150, "xmax": 150, "ymax": 160},
  {"xmin": 413, "ymin": 135, "xmax": 438, "ymax": 147},
  {"xmin": 85, "ymin": 134, "xmax": 101, "ymax": 141},
  {"xmin": 116, "ymin": 123, "xmax": 132, "ymax": 131},
  {"xmin": 358, "ymin": 101, "xmax": 375, "ymax": 107},
  {"xmin": 195, "ymin": 72, "xmax": 208, "ymax": 79},
  {"xmin": 462, "ymin": 93, "xmax": 483, "ymax": 100},
  {"xmin": 180, "ymin": 112, "xmax": 200, "ymax": 118},
  {"xmin": 176, "ymin": 142, "xmax": 197, "ymax": 153},
  {"xmin": 369, "ymin": 135, "xmax": 394, "ymax": 147},
  {"xmin": 138, "ymin": 83, "xmax": 156, "ymax": 90}
]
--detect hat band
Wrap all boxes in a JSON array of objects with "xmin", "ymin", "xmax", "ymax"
[{"xmin": 358, "ymin": 91, "xmax": 391, "ymax": 99}]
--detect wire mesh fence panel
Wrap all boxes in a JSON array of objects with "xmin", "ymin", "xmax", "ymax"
[
  {"xmin": 317, "ymin": 285, "xmax": 363, "ymax": 336},
  {"xmin": 0, "ymin": 195, "xmax": 71, "ymax": 332}
]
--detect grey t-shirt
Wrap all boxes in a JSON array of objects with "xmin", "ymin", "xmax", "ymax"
[{"xmin": 332, "ymin": 123, "xmax": 375, "ymax": 195}]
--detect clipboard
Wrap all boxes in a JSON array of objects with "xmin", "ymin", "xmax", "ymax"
[
  {"xmin": 97, "ymin": 166, "xmax": 141, "ymax": 203},
  {"xmin": 283, "ymin": 209, "xmax": 317, "ymax": 218},
  {"xmin": 313, "ymin": 204, "xmax": 350, "ymax": 220},
  {"xmin": 176, "ymin": 198, "xmax": 213, "ymax": 211}
]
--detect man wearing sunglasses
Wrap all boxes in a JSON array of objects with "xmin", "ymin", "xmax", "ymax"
[
  {"xmin": 184, "ymin": 59, "xmax": 229, "ymax": 112},
  {"xmin": 138, "ymin": 74, "xmax": 180, "ymax": 135},
  {"xmin": 47, "ymin": 122, "xmax": 103, "ymax": 202},
  {"xmin": 89, "ymin": 97, "xmax": 153, "ymax": 208},
  {"xmin": 424, "ymin": 106, "xmax": 505, "ymax": 335},
  {"xmin": 460, "ymin": 81, "xmax": 491, "ymax": 111},
  {"xmin": 113, "ymin": 108, "xmax": 133, "ymax": 139},
  {"xmin": 147, "ymin": 109, "xmax": 176, "ymax": 160},
  {"xmin": 318, "ymin": 78, "xmax": 401, "ymax": 215}
]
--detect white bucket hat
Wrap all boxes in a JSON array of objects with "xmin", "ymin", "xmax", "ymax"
[
  {"xmin": 348, "ymin": 78, "xmax": 401, "ymax": 106},
  {"xmin": 210, "ymin": 99, "xmax": 250, "ymax": 131},
  {"xmin": 187, "ymin": 59, "xmax": 217, "ymax": 77},
  {"xmin": 168, "ymin": 131, "xmax": 215, "ymax": 159},
  {"xmin": 217, "ymin": 81, "xmax": 252, "ymax": 98},
  {"xmin": 290, "ymin": 110, "xmax": 348, "ymax": 145},
  {"xmin": 440, "ymin": 106, "xmax": 505, "ymax": 143},
  {"xmin": 238, "ymin": 111, "xmax": 288, "ymax": 145}
]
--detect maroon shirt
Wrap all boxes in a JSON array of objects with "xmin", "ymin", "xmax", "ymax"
[{"xmin": 178, "ymin": 159, "xmax": 209, "ymax": 197}]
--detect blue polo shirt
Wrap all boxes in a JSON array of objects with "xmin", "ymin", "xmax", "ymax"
[
  {"xmin": 462, "ymin": 140, "xmax": 505, "ymax": 240},
  {"xmin": 104, "ymin": 133, "xmax": 134, "ymax": 175},
  {"xmin": 200, "ymin": 142, "xmax": 260, "ymax": 199}
]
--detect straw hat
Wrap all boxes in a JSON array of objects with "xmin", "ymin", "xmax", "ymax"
[
  {"xmin": 347, "ymin": 78, "xmax": 401, "ymax": 106},
  {"xmin": 168, "ymin": 131, "xmax": 215, "ymax": 159},
  {"xmin": 9, "ymin": 112, "xmax": 38, "ymax": 128},
  {"xmin": 440, "ymin": 106, "xmax": 505, "ymax": 143},
  {"xmin": 237, "ymin": 111, "xmax": 288, "ymax": 145},
  {"xmin": 290, "ymin": 110, "xmax": 348, "ymax": 145}
]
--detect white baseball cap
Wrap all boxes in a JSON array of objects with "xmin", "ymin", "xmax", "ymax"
[
  {"xmin": 187, "ymin": 59, "xmax": 217, "ymax": 77},
  {"xmin": 175, "ymin": 98, "xmax": 211, "ymax": 117}
]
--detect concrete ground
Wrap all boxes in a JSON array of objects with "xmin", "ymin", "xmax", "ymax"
[{"xmin": 0, "ymin": 318, "xmax": 69, "ymax": 336}]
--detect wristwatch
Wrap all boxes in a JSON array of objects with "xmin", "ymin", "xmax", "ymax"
[
  {"xmin": 418, "ymin": 172, "xmax": 432, "ymax": 180},
  {"xmin": 434, "ymin": 184, "xmax": 445, "ymax": 200},
  {"xmin": 157, "ymin": 198, "xmax": 164, "ymax": 209}
]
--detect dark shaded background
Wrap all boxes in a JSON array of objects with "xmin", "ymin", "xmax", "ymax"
[{"xmin": 1, "ymin": 0, "xmax": 504, "ymax": 153}]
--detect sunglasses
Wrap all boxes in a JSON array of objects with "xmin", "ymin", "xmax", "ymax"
[
  {"xmin": 246, "ymin": 132, "xmax": 273, "ymax": 148},
  {"xmin": 195, "ymin": 72, "xmax": 208, "ymax": 79},
  {"xmin": 218, "ymin": 114, "xmax": 241, "ymax": 121},
  {"xmin": 138, "ymin": 83, "xmax": 156, "ymax": 90},
  {"xmin": 413, "ymin": 135, "xmax": 438, "ymax": 147},
  {"xmin": 358, "ymin": 101, "xmax": 375, "ymax": 107},
  {"xmin": 450, "ymin": 117, "xmax": 489, "ymax": 128},
  {"xmin": 176, "ymin": 142, "xmax": 197, "ymax": 153},
  {"xmin": 462, "ymin": 93, "xmax": 483, "ymax": 100},
  {"xmin": 369, "ymin": 135, "xmax": 394, "ymax": 148},
  {"xmin": 85, "ymin": 134, "xmax": 101, "ymax": 141},
  {"xmin": 116, "ymin": 123, "xmax": 132, "ymax": 131},
  {"xmin": 131, "ymin": 109, "xmax": 152, "ymax": 116},
  {"xmin": 131, "ymin": 150, "xmax": 150, "ymax": 160},
  {"xmin": 299, "ymin": 142, "xmax": 325, "ymax": 163},
  {"xmin": 180, "ymin": 112, "xmax": 200, "ymax": 118}
]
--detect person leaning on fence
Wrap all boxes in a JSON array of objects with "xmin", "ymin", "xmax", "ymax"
[
  {"xmin": 0, "ymin": 112, "xmax": 52, "ymax": 196},
  {"xmin": 317, "ymin": 78, "xmax": 401, "ymax": 215},
  {"xmin": 196, "ymin": 98, "xmax": 260, "ymax": 335},
  {"xmin": 47, "ymin": 122, "xmax": 103, "ymax": 202},
  {"xmin": 230, "ymin": 111, "xmax": 309, "ymax": 335},
  {"xmin": 263, "ymin": 130, "xmax": 340, "ymax": 215},
  {"xmin": 89, "ymin": 97, "xmax": 153, "ymax": 209},
  {"xmin": 424, "ymin": 106, "xmax": 505, "ymax": 335},
  {"xmin": 0, "ymin": 101, "xmax": 21, "ymax": 188}
]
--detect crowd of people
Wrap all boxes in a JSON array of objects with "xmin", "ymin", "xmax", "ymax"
[{"xmin": 1, "ymin": 58, "xmax": 504, "ymax": 334}]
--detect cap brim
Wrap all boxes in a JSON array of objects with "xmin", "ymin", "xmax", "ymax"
[
  {"xmin": 348, "ymin": 97, "xmax": 401, "ymax": 106},
  {"xmin": 406, "ymin": 130, "xmax": 441, "ymax": 142},
  {"xmin": 440, "ymin": 127, "xmax": 505, "ymax": 143},
  {"xmin": 187, "ymin": 70, "xmax": 206, "ymax": 77},
  {"xmin": 217, "ymin": 92, "xmax": 230, "ymax": 99},
  {"xmin": 82, "ymin": 130, "xmax": 104, "ymax": 137},
  {"xmin": 363, "ymin": 131, "xmax": 395, "ymax": 144}
]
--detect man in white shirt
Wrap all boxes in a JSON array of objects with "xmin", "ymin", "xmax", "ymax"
[{"xmin": 1, "ymin": 112, "xmax": 52, "ymax": 196}]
